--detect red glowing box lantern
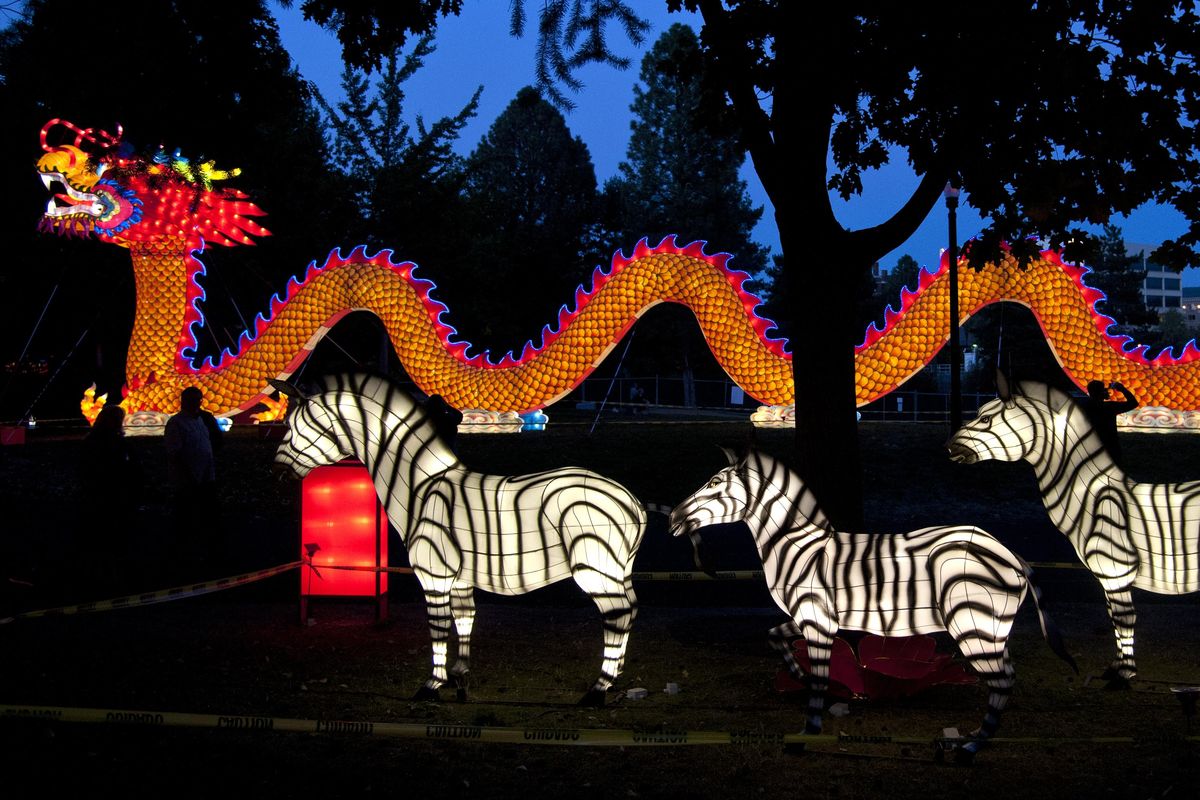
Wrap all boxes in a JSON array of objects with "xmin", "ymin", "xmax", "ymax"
[{"xmin": 300, "ymin": 460, "xmax": 388, "ymax": 620}]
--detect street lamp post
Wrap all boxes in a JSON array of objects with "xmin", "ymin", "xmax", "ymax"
[{"xmin": 945, "ymin": 183, "xmax": 962, "ymax": 431}]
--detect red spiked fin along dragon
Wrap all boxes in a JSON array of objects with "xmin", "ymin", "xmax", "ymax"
[{"xmin": 34, "ymin": 119, "xmax": 1200, "ymax": 423}]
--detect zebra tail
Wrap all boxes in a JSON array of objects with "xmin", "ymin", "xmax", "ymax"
[
  {"xmin": 1020, "ymin": 557, "xmax": 1079, "ymax": 674},
  {"xmin": 687, "ymin": 532, "xmax": 721, "ymax": 578}
]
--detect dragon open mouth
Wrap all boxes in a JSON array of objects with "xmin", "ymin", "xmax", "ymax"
[
  {"xmin": 37, "ymin": 165, "xmax": 141, "ymax": 238},
  {"xmin": 40, "ymin": 171, "xmax": 104, "ymax": 218}
]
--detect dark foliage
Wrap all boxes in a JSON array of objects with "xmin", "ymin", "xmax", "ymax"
[
  {"xmin": 283, "ymin": 0, "xmax": 463, "ymax": 71},
  {"xmin": 604, "ymin": 23, "xmax": 767, "ymax": 276},
  {"xmin": 1078, "ymin": 225, "xmax": 1157, "ymax": 332},
  {"xmin": 313, "ymin": 36, "xmax": 480, "ymax": 264},
  {"xmin": 445, "ymin": 87, "xmax": 606, "ymax": 358}
]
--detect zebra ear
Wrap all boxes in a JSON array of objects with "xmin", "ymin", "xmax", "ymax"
[
  {"xmin": 996, "ymin": 370, "xmax": 1012, "ymax": 402},
  {"xmin": 268, "ymin": 379, "xmax": 308, "ymax": 401},
  {"xmin": 717, "ymin": 445, "xmax": 739, "ymax": 465}
]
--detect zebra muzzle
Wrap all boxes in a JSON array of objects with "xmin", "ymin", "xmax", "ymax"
[
  {"xmin": 946, "ymin": 441, "xmax": 978, "ymax": 464},
  {"xmin": 271, "ymin": 461, "xmax": 300, "ymax": 480}
]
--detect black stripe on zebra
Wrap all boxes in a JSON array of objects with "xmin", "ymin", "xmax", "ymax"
[
  {"xmin": 272, "ymin": 373, "xmax": 647, "ymax": 706},
  {"xmin": 669, "ymin": 445, "xmax": 1075, "ymax": 751},
  {"xmin": 948, "ymin": 375, "xmax": 1200, "ymax": 684}
]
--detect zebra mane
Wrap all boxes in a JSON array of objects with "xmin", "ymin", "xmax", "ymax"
[
  {"xmin": 313, "ymin": 372, "xmax": 418, "ymax": 409},
  {"xmin": 738, "ymin": 447, "xmax": 834, "ymax": 532},
  {"xmin": 1012, "ymin": 379, "xmax": 1123, "ymax": 472},
  {"xmin": 1014, "ymin": 380, "xmax": 1099, "ymax": 436},
  {"xmin": 1014, "ymin": 380, "xmax": 1077, "ymax": 417},
  {"xmin": 310, "ymin": 372, "xmax": 460, "ymax": 467}
]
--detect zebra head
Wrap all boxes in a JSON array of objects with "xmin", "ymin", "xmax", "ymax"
[
  {"xmin": 669, "ymin": 446, "xmax": 752, "ymax": 537},
  {"xmin": 947, "ymin": 374, "xmax": 1073, "ymax": 466},
  {"xmin": 270, "ymin": 379, "xmax": 352, "ymax": 478}
]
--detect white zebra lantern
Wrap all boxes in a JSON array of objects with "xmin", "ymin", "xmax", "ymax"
[
  {"xmin": 669, "ymin": 447, "xmax": 1075, "ymax": 752},
  {"xmin": 948, "ymin": 376, "xmax": 1200, "ymax": 685},
  {"xmin": 271, "ymin": 374, "xmax": 647, "ymax": 705}
]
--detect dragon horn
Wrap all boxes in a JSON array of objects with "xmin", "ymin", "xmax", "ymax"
[{"xmin": 40, "ymin": 118, "xmax": 123, "ymax": 152}]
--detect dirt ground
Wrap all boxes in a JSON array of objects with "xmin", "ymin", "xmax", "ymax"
[{"xmin": 2, "ymin": 418, "xmax": 1198, "ymax": 798}]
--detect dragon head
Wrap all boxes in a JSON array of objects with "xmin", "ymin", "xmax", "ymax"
[{"xmin": 36, "ymin": 118, "xmax": 269, "ymax": 249}]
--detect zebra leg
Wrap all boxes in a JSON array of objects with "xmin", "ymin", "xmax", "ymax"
[
  {"xmin": 766, "ymin": 620, "xmax": 805, "ymax": 678},
  {"xmin": 798, "ymin": 622, "xmax": 833, "ymax": 735},
  {"xmin": 575, "ymin": 571, "xmax": 637, "ymax": 706},
  {"xmin": 414, "ymin": 583, "xmax": 454, "ymax": 701},
  {"xmin": 943, "ymin": 581, "xmax": 1017, "ymax": 755},
  {"xmin": 448, "ymin": 584, "xmax": 476, "ymax": 701},
  {"xmin": 614, "ymin": 581, "xmax": 638, "ymax": 677},
  {"xmin": 1100, "ymin": 588, "xmax": 1137, "ymax": 686},
  {"xmin": 969, "ymin": 646, "xmax": 1015, "ymax": 755}
]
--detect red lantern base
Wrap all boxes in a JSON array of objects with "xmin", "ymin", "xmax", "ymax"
[{"xmin": 299, "ymin": 460, "xmax": 389, "ymax": 623}]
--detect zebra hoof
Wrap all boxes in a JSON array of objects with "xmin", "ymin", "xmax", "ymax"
[
  {"xmin": 578, "ymin": 688, "xmax": 607, "ymax": 707},
  {"xmin": 1100, "ymin": 667, "xmax": 1133, "ymax": 690},
  {"xmin": 411, "ymin": 685, "xmax": 442, "ymax": 702},
  {"xmin": 450, "ymin": 674, "xmax": 469, "ymax": 702}
]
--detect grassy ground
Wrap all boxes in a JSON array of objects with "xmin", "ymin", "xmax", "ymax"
[{"xmin": 1, "ymin": 415, "xmax": 1198, "ymax": 798}]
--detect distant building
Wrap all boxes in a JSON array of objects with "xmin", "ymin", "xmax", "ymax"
[
  {"xmin": 1182, "ymin": 287, "xmax": 1200, "ymax": 331},
  {"xmin": 1128, "ymin": 242, "xmax": 1183, "ymax": 310}
]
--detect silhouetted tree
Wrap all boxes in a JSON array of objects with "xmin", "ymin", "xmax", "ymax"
[
  {"xmin": 449, "ymin": 87, "xmax": 605, "ymax": 357},
  {"xmin": 314, "ymin": 36, "xmax": 480, "ymax": 263},
  {"xmin": 1079, "ymin": 224, "xmax": 1156, "ymax": 332},
  {"xmin": 1152, "ymin": 309, "xmax": 1195, "ymax": 358},
  {"xmin": 605, "ymin": 23, "xmax": 767, "ymax": 274},
  {"xmin": 867, "ymin": 255, "xmax": 922, "ymax": 329}
]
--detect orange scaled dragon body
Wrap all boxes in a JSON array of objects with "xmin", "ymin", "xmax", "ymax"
[{"xmin": 34, "ymin": 120, "xmax": 1200, "ymax": 422}]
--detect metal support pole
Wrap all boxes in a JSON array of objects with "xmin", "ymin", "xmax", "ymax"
[{"xmin": 946, "ymin": 184, "xmax": 962, "ymax": 431}]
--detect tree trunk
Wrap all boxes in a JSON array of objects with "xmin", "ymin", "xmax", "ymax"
[{"xmin": 785, "ymin": 229, "xmax": 867, "ymax": 530}]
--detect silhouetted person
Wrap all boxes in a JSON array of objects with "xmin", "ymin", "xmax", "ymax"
[
  {"xmin": 629, "ymin": 383, "xmax": 649, "ymax": 415},
  {"xmin": 164, "ymin": 387, "xmax": 222, "ymax": 573},
  {"xmin": 76, "ymin": 404, "xmax": 139, "ymax": 593},
  {"xmin": 424, "ymin": 394, "xmax": 463, "ymax": 450},
  {"xmin": 80, "ymin": 405, "xmax": 137, "ymax": 513},
  {"xmin": 1085, "ymin": 380, "xmax": 1138, "ymax": 466}
]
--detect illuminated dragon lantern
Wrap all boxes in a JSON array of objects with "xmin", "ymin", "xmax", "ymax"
[{"xmin": 34, "ymin": 119, "xmax": 1200, "ymax": 424}]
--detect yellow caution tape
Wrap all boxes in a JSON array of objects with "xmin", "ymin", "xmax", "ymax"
[
  {"xmin": 0, "ymin": 561, "xmax": 302, "ymax": 625},
  {"xmin": 308, "ymin": 564, "xmax": 415, "ymax": 575},
  {"xmin": 2, "ymin": 705, "xmax": 1194, "ymax": 747},
  {"xmin": 630, "ymin": 570, "xmax": 766, "ymax": 582}
]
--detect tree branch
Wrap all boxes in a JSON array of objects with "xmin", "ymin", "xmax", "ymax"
[
  {"xmin": 852, "ymin": 167, "xmax": 949, "ymax": 261},
  {"xmin": 695, "ymin": 0, "xmax": 780, "ymax": 204}
]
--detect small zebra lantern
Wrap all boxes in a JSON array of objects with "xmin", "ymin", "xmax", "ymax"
[
  {"xmin": 670, "ymin": 446, "xmax": 1075, "ymax": 753},
  {"xmin": 948, "ymin": 376, "xmax": 1200, "ymax": 686},
  {"xmin": 272, "ymin": 374, "xmax": 647, "ymax": 705}
]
